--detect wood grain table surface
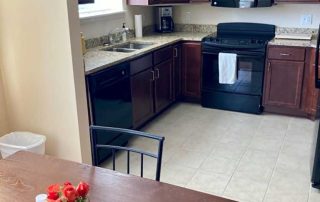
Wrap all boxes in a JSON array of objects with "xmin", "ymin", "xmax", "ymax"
[{"xmin": 0, "ymin": 151, "xmax": 236, "ymax": 202}]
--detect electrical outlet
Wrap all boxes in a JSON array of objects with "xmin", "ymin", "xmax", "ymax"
[
  {"xmin": 185, "ymin": 12, "xmax": 191, "ymax": 24},
  {"xmin": 300, "ymin": 14, "xmax": 313, "ymax": 26}
]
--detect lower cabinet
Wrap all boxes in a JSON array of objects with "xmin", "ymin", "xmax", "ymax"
[
  {"xmin": 181, "ymin": 42, "xmax": 202, "ymax": 101},
  {"xmin": 154, "ymin": 59, "xmax": 174, "ymax": 113},
  {"xmin": 263, "ymin": 45, "xmax": 320, "ymax": 119},
  {"xmin": 130, "ymin": 47, "xmax": 174, "ymax": 128},
  {"xmin": 173, "ymin": 44, "xmax": 182, "ymax": 100},
  {"xmin": 131, "ymin": 67, "xmax": 155, "ymax": 128},
  {"xmin": 264, "ymin": 60, "xmax": 304, "ymax": 109}
]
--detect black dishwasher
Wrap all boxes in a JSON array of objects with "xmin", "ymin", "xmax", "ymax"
[{"xmin": 87, "ymin": 62, "xmax": 132, "ymax": 165}]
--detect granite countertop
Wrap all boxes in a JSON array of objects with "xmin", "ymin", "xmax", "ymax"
[
  {"xmin": 268, "ymin": 37, "xmax": 318, "ymax": 48},
  {"xmin": 84, "ymin": 32, "xmax": 209, "ymax": 75},
  {"xmin": 84, "ymin": 31, "xmax": 319, "ymax": 75}
]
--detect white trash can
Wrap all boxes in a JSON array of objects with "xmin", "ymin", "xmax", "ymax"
[{"xmin": 0, "ymin": 132, "xmax": 46, "ymax": 158}]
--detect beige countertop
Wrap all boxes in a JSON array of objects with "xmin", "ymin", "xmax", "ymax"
[
  {"xmin": 268, "ymin": 37, "xmax": 317, "ymax": 48},
  {"xmin": 84, "ymin": 32, "xmax": 209, "ymax": 75},
  {"xmin": 84, "ymin": 31, "xmax": 318, "ymax": 75}
]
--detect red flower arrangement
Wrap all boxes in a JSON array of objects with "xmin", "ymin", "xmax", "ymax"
[{"xmin": 47, "ymin": 181, "xmax": 90, "ymax": 202}]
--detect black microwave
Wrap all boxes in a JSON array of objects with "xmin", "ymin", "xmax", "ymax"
[{"xmin": 211, "ymin": 0, "xmax": 274, "ymax": 8}]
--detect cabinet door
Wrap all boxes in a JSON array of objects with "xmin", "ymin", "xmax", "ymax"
[
  {"xmin": 131, "ymin": 68, "xmax": 155, "ymax": 128},
  {"xmin": 182, "ymin": 42, "xmax": 201, "ymax": 100},
  {"xmin": 275, "ymin": 0, "xmax": 319, "ymax": 2},
  {"xmin": 154, "ymin": 59, "xmax": 174, "ymax": 113},
  {"xmin": 264, "ymin": 60, "xmax": 305, "ymax": 109},
  {"xmin": 173, "ymin": 44, "xmax": 182, "ymax": 100},
  {"xmin": 190, "ymin": 0, "xmax": 209, "ymax": 2}
]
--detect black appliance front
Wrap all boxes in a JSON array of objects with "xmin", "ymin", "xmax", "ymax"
[
  {"xmin": 87, "ymin": 62, "xmax": 132, "ymax": 165},
  {"xmin": 78, "ymin": 0, "xmax": 94, "ymax": 4},
  {"xmin": 159, "ymin": 16, "xmax": 174, "ymax": 33},
  {"xmin": 311, "ymin": 24, "xmax": 320, "ymax": 189},
  {"xmin": 202, "ymin": 49, "xmax": 266, "ymax": 114},
  {"xmin": 211, "ymin": 0, "xmax": 273, "ymax": 8}
]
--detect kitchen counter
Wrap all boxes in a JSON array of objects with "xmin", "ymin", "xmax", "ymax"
[
  {"xmin": 268, "ymin": 37, "xmax": 318, "ymax": 48},
  {"xmin": 84, "ymin": 32, "xmax": 209, "ymax": 75}
]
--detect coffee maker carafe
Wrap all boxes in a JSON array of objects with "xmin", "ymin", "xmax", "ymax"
[{"xmin": 155, "ymin": 7, "xmax": 174, "ymax": 33}]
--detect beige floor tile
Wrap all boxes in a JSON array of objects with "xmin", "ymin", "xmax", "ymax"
[
  {"xmin": 276, "ymin": 152, "xmax": 311, "ymax": 176},
  {"xmin": 186, "ymin": 170, "xmax": 231, "ymax": 195},
  {"xmin": 211, "ymin": 142, "xmax": 247, "ymax": 161},
  {"xmin": 166, "ymin": 149, "xmax": 208, "ymax": 169},
  {"xmin": 234, "ymin": 160, "xmax": 274, "ymax": 182},
  {"xmin": 160, "ymin": 163, "xmax": 197, "ymax": 187},
  {"xmin": 248, "ymin": 136, "xmax": 283, "ymax": 152},
  {"xmin": 263, "ymin": 192, "xmax": 309, "ymax": 202},
  {"xmin": 224, "ymin": 176, "xmax": 269, "ymax": 202},
  {"xmin": 200, "ymin": 155, "xmax": 239, "ymax": 175},
  {"xmin": 309, "ymin": 187, "xmax": 320, "ymax": 202},
  {"xmin": 267, "ymin": 167, "xmax": 310, "ymax": 195},
  {"xmin": 241, "ymin": 149, "xmax": 278, "ymax": 169}
]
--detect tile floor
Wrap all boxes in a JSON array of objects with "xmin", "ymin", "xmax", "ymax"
[{"xmin": 103, "ymin": 103, "xmax": 320, "ymax": 202}]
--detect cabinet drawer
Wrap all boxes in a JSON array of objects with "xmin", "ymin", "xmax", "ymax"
[
  {"xmin": 130, "ymin": 54, "xmax": 153, "ymax": 75},
  {"xmin": 154, "ymin": 46, "xmax": 173, "ymax": 65},
  {"xmin": 267, "ymin": 46, "xmax": 306, "ymax": 61}
]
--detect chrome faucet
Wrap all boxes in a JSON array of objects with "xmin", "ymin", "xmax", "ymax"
[{"xmin": 108, "ymin": 27, "xmax": 123, "ymax": 45}]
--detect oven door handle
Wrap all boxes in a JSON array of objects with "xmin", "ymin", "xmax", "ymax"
[{"xmin": 202, "ymin": 52, "xmax": 264, "ymax": 59}]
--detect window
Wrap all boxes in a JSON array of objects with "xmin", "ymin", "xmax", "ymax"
[{"xmin": 79, "ymin": 0, "xmax": 123, "ymax": 19}]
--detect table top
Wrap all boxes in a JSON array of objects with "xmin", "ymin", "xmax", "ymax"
[{"xmin": 0, "ymin": 151, "xmax": 235, "ymax": 202}]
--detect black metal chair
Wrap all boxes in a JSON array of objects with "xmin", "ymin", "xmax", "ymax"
[{"xmin": 90, "ymin": 125, "xmax": 165, "ymax": 181}]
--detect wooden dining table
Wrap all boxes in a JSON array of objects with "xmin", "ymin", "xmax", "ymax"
[{"xmin": 0, "ymin": 151, "xmax": 235, "ymax": 202}]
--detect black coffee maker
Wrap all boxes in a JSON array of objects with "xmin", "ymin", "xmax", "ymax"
[{"xmin": 155, "ymin": 7, "xmax": 174, "ymax": 33}]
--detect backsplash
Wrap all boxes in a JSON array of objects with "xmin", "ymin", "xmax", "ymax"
[{"xmin": 85, "ymin": 25, "xmax": 154, "ymax": 49}]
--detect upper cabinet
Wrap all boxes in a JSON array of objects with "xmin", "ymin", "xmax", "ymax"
[{"xmin": 127, "ymin": 0, "xmax": 207, "ymax": 5}]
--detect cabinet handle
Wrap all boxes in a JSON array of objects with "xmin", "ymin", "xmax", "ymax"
[
  {"xmin": 174, "ymin": 48, "xmax": 178, "ymax": 58},
  {"xmin": 267, "ymin": 62, "xmax": 271, "ymax": 72},
  {"xmin": 155, "ymin": 68, "xmax": 160, "ymax": 79},
  {"xmin": 280, "ymin": 53, "xmax": 290, "ymax": 56},
  {"xmin": 151, "ymin": 70, "xmax": 155, "ymax": 81}
]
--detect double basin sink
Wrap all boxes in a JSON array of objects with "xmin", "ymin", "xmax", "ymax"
[{"xmin": 101, "ymin": 41, "xmax": 155, "ymax": 53}]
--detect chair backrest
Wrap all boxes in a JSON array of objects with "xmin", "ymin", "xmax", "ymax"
[{"xmin": 90, "ymin": 125, "xmax": 165, "ymax": 181}]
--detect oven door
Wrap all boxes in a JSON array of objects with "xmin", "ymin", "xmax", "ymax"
[{"xmin": 202, "ymin": 50, "xmax": 266, "ymax": 96}]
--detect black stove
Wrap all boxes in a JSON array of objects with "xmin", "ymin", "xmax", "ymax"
[{"xmin": 201, "ymin": 23, "xmax": 275, "ymax": 114}]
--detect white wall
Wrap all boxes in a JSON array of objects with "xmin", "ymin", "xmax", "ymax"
[
  {"xmin": 0, "ymin": 0, "xmax": 91, "ymax": 163},
  {"xmin": 174, "ymin": 3, "xmax": 320, "ymax": 28},
  {"xmin": 80, "ymin": 0, "xmax": 154, "ymax": 38}
]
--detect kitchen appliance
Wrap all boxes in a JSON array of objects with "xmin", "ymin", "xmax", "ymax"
[
  {"xmin": 78, "ymin": 0, "xmax": 94, "ymax": 4},
  {"xmin": 201, "ymin": 22, "xmax": 275, "ymax": 114},
  {"xmin": 311, "ymin": 24, "xmax": 320, "ymax": 189},
  {"xmin": 155, "ymin": 6, "xmax": 174, "ymax": 33},
  {"xmin": 87, "ymin": 62, "xmax": 132, "ymax": 165},
  {"xmin": 211, "ymin": 0, "xmax": 274, "ymax": 8}
]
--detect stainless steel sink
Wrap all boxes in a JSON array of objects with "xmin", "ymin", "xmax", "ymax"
[
  {"xmin": 101, "ymin": 47, "xmax": 136, "ymax": 53},
  {"xmin": 116, "ymin": 42, "xmax": 155, "ymax": 49},
  {"xmin": 100, "ymin": 41, "xmax": 155, "ymax": 53}
]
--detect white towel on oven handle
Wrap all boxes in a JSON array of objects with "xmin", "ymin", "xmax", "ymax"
[{"xmin": 218, "ymin": 52, "xmax": 237, "ymax": 84}]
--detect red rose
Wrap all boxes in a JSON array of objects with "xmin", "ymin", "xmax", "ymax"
[
  {"xmin": 63, "ymin": 185, "xmax": 77, "ymax": 202},
  {"xmin": 47, "ymin": 184, "xmax": 60, "ymax": 200},
  {"xmin": 76, "ymin": 181, "xmax": 90, "ymax": 198},
  {"xmin": 64, "ymin": 181, "xmax": 72, "ymax": 187}
]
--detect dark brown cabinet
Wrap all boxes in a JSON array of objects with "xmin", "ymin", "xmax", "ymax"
[
  {"xmin": 154, "ymin": 59, "xmax": 174, "ymax": 113},
  {"xmin": 263, "ymin": 45, "xmax": 320, "ymax": 119},
  {"xmin": 130, "ymin": 47, "xmax": 174, "ymax": 128},
  {"xmin": 181, "ymin": 42, "xmax": 202, "ymax": 101},
  {"xmin": 264, "ymin": 60, "xmax": 304, "ymax": 109},
  {"xmin": 131, "ymin": 68, "xmax": 155, "ymax": 127},
  {"xmin": 173, "ymin": 44, "xmax": 182, "ymax": 100}
]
